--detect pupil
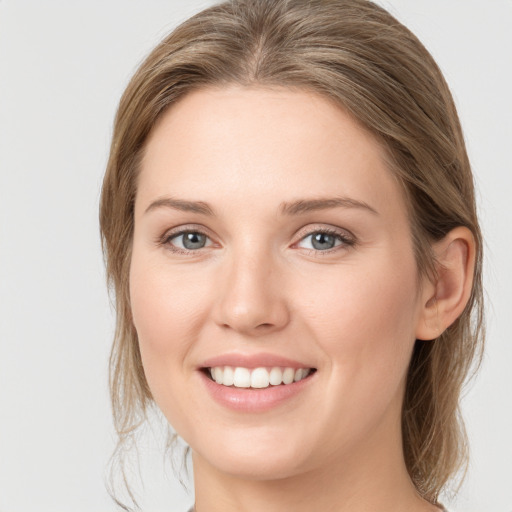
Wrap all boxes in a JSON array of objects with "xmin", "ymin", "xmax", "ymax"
[
  {"xmin": 312, "ymin": 233, "xmax": 335, "ymax": 250},
  {"xmin": 183, "ymin": 232, "xmax": 206, "ymax": 249}
]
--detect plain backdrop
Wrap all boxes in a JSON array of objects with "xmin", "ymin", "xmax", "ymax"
[{"xmin": 0, "ymin": 1, "xmax": 511, "ymax": 511}]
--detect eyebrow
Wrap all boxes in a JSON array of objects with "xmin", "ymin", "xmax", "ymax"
[
  {"xmin": 280, "ymin": 197, "xmax": 379, "ymax": 216},
  {"xmin": 144, "ymin": 197, "xmax": 214, "ymax": 216},
  {"xmin": 144, "ymin": 195, "xmax": 378, "ymax": 217}
]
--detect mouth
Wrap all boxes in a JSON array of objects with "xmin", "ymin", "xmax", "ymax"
[{"xmin": 203, "ymin": 366, "xmax": 317, "ymax": 389}]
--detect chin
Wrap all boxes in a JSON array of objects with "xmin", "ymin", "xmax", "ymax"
[
  {"xmin": 191, "ymin": 425, "xmax": 314, "ymax": 480},
  {"xmin": 206, "ymin": 452, "xmax": 306, "ymax": 481}
]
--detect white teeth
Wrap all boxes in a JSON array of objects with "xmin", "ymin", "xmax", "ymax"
[
  {"xmin": 208, "ymin": 366, "xmax": 312, "ymax": 388},
  {"xmin": 233, "ymin": 367, "xmax": 251, "ymax": 388},
  {"xmin": 213, "ymin": 367, "xmax": 223, "ymax": 384},
  {"xmin": 282, "ymin": 367, "xmax": 295, "ymax": 385},
  {"xmin": 223, "ymin": 366, "xmax": 234, "ymax": 386},
  {"xmin": 251, "ymin": 367, "xmax": 270, "ymax": 388},
  {"xmin": 269, "ymin": 367, "xmax": 283, "ymax": 386}
]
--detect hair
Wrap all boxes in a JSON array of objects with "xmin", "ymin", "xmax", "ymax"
[{"xmin": 100, "ymin": 0, "xmax": 484, "ymax": 507}]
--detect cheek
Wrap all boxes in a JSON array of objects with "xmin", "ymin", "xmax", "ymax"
[
  {"xmin": 128, "ymin": 250, "xmax": 208, "ymax": 400},
  {"xmin": 130, "ymin": 250, "xmax": 206, "ymax": 342},
  {"xmin": 300, "ymin": 255, "xmax": 420, "ymax": 401}
]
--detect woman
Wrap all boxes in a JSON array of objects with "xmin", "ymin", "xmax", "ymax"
[{"xmin": 99, "ymin": 1, "xmax": 484, "ymax": 511}]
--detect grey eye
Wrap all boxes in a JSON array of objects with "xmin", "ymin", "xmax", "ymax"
[
  {"xmin": 310, "ymin": 232, "xmax": 337, "ymax": 250},
  {"xmin": 182, "ymin": 232, "xmax": 207, "ymax": 249},
  {"xmin": 171, "ymin": 232, "xmax": 210, "ymax": 250}
]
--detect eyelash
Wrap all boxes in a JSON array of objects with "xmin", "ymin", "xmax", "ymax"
[{"xmin": 159, "ymin": 226, "xmax": 356, "ymax": 255}]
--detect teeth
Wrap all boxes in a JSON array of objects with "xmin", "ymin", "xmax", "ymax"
[
  {"xmin": 269, "ymin": 367, "xmax": 283, "ymax": 386},
  {"xmin": 233, "ymin": 367, "xmax": 251, "ymax": 388},
  {"xmin": 208, "ymin": 366, "xmax": 312, "ymax": 388},
  {"xmin": 251, "ymin": 367, "xmax": 269, "ymax": 388},
  {"xmin": 213, "ymin": 367, "xmax": 223, "ymax": 384},
  {"xmin": 282, "ymin": 367, "xmax": 295, "ymax": 385},
  {"xmin": 294, "ymin": 368, "xmax": 306, "ymax": 382},
  {"xmin": 223, "ymin": 366, "xmax": 234, "ymax": 386}
]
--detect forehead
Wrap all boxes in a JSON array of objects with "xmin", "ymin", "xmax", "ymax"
[{"xmin": 137, "ymin": 86, "xmax": 405, "ymax": 221}]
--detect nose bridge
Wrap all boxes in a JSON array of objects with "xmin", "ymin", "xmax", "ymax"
[{"xmin": 215, "ymin": 239, "xmax": 289, "ymax": 335}]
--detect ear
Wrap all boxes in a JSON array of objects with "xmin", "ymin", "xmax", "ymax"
[{"xmin": 415, "ymin": 226, "xmax": 476, "ymax": 341}]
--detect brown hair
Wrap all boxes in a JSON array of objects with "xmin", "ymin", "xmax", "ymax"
[{"xmin": 100, "ymin": 0, "xmax": 484, "ymax": 506}]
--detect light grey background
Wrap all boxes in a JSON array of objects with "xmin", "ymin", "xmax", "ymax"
[{"xmin": 0, "ymin": 1, "xmax": 510, "ymax": 511}]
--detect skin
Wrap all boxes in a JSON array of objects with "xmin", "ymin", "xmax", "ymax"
[{"xmin": 130, "ymin": 86, "xmax": 473, "ymax": 512}]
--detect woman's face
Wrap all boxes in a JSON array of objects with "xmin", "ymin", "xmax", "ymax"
[{"xmin": 130, "ymin": 86, "xmax": 431, "ymax": 479}]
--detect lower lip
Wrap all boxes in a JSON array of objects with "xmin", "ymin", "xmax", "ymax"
[{"xmin": 199, "ymin": 371, "xmax": 315, "ymax": 413}]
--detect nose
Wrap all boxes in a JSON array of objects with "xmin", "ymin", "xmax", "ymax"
[{"xmin": 213, "ymin": 247, "xmax": 290, "ymax": 336}]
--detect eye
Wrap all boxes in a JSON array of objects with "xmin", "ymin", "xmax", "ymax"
[
  {"xmin": 166, "ymin": 230, "xmax": 212, "ymax": 252},
  {"xmin": 296, "ymin": 229, "xmax": 354, "ymax": 252}
]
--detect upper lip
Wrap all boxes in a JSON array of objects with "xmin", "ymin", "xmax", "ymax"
[{"xmin": 200, "ymin": 352, "xmax": 315, "ymax": 370}]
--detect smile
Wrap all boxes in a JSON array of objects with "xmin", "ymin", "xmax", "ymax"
[{"xmin": 208, "ymin": 366, "xmax": 314, "ymax": 388}]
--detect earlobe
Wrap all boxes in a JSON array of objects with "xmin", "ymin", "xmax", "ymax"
[{"xmin": 416, "ymin": 226, "xmax": 476, "ymax": 341}]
